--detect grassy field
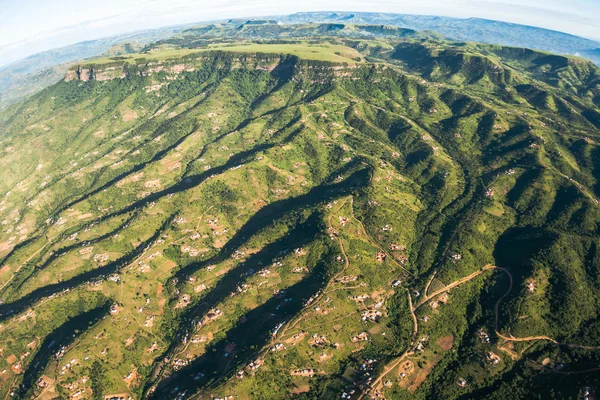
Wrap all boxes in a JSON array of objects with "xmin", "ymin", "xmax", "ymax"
[
  {"xmin": 205, "ymin": 43, "xmax": 363, "ymax": 62},
  {"xmin": 82, "ymin": 42, "xmax": 363, "ymax": 67}
]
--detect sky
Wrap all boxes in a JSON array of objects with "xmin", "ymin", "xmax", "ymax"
[{"xmin": 1, "ymin": 0, "xmax": 599, "ymax": 67}]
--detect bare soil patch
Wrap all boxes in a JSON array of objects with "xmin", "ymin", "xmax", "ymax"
[
  {"xmin": 291, "ymin": 384, "xmax": 310, "ymax": 394},
  {"xmin": 437, "ymin": 335, "xmax": 454, "ymax": 351}
]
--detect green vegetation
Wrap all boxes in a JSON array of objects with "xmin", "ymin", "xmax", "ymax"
[{"xmin": 0, "ymin": 30, "xmax": 599, "ymax": 400}]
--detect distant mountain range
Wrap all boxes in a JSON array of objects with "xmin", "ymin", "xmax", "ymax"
[
  {"xmin": 277, "ymin": 12, "xmax": 600, "ymax": 64},
  {"xmin": 1, "ymin": 11, "xmax": 599, "ymax": 108}
]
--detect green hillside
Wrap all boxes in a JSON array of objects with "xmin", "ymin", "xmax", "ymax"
[{"xmin": 0, "ymin": 36, "xmax": 599, "ymax": 400}]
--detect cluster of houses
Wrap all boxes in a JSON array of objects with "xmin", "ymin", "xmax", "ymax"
[
  {"xmin": 37, "ymin": 376, "xmax": 51, "ymax": 388},
  {"xmin": 181, "ymin": 245, "xmax": 200, "ymax": 257},
  {"xmin": 104, "ymin": 394, "xmax": 129, "ymax": 400},
  {"xmin": 477, "ymin": 329, "xmax": 491, "ymax": 344},
  {"xmin": 351, "ymin": 294, "xmax": 370, "ymax": 303},
  {"xmin": 359, "ymin": 358, "xmax": 377, "ymax": 372},
  {"xmin": 191, "ymin": 336, "xmax": 208, "ymax": 344},
  {"xmin": 271, "ymin": 321, "xmax": 287, "ymax": 337},
  {"xmin": 486, "ymin": 351, "xmax": 501, "ymax": 365},
  {"xmin": 337, "ymin": 275, "xmax": 358, "ymax": 284},
  {"xmin": 291, "ymin": 368, "xmax": 314, "ymax": 377},
  {"xmin": 290, "ymin": 331, "xmax": 308, "ymax": 344},
  {"xmin": 246, "ymin": 358, "xmax": 263, "ymax": 374},
  {"xmin": 148, "ymin": 342, "xmax": 159, "ymax": 353},
  {"xmin": 294, "ymin": 247, "xmax": 307, "ymax": 256},
  {"xmin": 93, "ymin": 253, "xmax": 110, "ymax": 264},
  {"xmin": 389, "ymin": 244, "xmax": 406, "ymax": 251},
  {"xmin": 201, "ymin": 309, "xmax": 223, "ymax": 325},
  {"xmin": 18, "ymin": 310, "xmax": 34, "ymax": 321},
  {"xmin": 309, "ymin": 334, "xmax": 330, "ymax": 348},
  {"xmin": 172, "ymin": 358, "xmax": 189, "ymax": 370},
  {"xmin": 450, "ymin": 253, "xmax": 462, "ymax": 262},
  {"xmin": 380, "ymin": 225, "xmax": 393, "ymax": 232},
  {"xmin": 257, "ymin": 268, "xmax": 271, "ymax": 278},
  {"xmin": 144, "ymin": 316, "xmax": 154, "ymax": 327},
  {"xmin": 59, "ymin": 358, "xmax": 79, "ymax": 375},
  {"xmin": 303, "ymin": 291, "xmax": 321, "ymax": 307},
  {"xmin": 271, "ymin": 343, "xmax": 285, "ymax": 352},
  {"xmin": 194, "ymin": 284, "xmax": 207, "ymax": 293},
  {"xmin": 232, "ymin": 250, "xmax": 245, "ymax": 260},
  {"xmin": 145, "ymin": 251, "xmax": 161, "ymax": 261},
  {"xmin": 361, "ymin": 309, "xmax": 383, "ymax": 322},
  {"xmin": 341, "ymin": 388, "xmax": 357, "ymax": 398},
  {"xmin": 430, "ymin": 293, "xmax": 449, "ymax": 310},
  {"xmin": 314, "ymin": 304, "xmax": 335, "ymax": 315},
  {"xmin": 415, "ymin": 335, "xmax": 429, "ymax": 353}
]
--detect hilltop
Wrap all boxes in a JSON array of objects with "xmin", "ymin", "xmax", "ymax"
[{"xmin": 0, "ymin": 35, "xmax": 599, "ymax": 400}]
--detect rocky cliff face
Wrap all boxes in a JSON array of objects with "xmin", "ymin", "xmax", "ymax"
[
  {"xmin": 64, "ymin": 53, "xmax": 283, "ymax": 82},
  {"xmin": 64, "ymin": 66, "xmax": 127, "ymax": 82},
  {"xmin": 63, "ymin": 52, "xmax": 360, "ymax": 83}
]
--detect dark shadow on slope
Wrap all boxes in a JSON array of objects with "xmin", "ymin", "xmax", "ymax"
[
  {"xmin": 18, "ymin": 302, "xmax": 111, "ymax": 398},
  {"xmin": 180, "ymin": 111, "xmax": 302, "ymax": 178},
  {"xmin": 53, "ymin": 121, "xmax": 199, "ymax": 216},
  {"xmin": 143, "ymin": 163, "xmax": 370, "ymax": 393},
  {"xmin": 582, "ymin": 109, "xmax": 600, "ymax": 130},
  {"xmin": 149, "ymin": 236, "xmax": 334, "ymax": 399},
  {"xmin": 174, "ymin": 212, "xmax": 321, "ymax": 331},
  {"xmin": 439, "ymin": 89, "xmax": 485, "ymax": 116},
  {"xmin": 505, "ymin": 168, "xmax": 544, "ymax": 206},
  {"xmin": 153, "ymin": 213, "xmax": 323, "ymax": 379},
  {"xmin": 26, "ymin": 74, "xmax": 320, "ymax": 255},
  {"xmin": 592, "ymin": 146, "xmax": 600, "ymax": 200},
  {"xmin": 545, "ymin": 185, "xmax": 584, "ymax": 228},
  {"xmin": 38, "ymin": 66, "xmax": 298, "ymax": 239},
  {"xmin": 0, "ymin": 236, "xmax": 38, "ymax": 273},
  {"xmin": 0, "ymin": 214, "xmax": 175, "ymax": 322},
  {"xmin": 248, "ymin": 55, "xmax": 297, "ymax": 111},
  {"xmin": 3, "ymin": 116, "xmax": 301, "ymax": 302},
  {"xmin": 6, "ymin": 211, "xmax": 142, "ymax": 298},
  {"xmin": 45, "ymin": 80, "xmax": 228, "ymax": 221},
  {"xmin": 493, "ymin": 227, "xmax": 558, "ymax": 329},
  {"xmin": 173, "ymin": 164, "xmax": 370, "ymax": 280},
  {"xmin": 74, "ymin": 124, "xmax": 302, "ymax": 234},
  {"xmin": 22, "ymin": 115, "xmax": 300, "ymax": 288}
]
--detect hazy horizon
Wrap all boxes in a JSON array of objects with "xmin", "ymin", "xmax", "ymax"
[{"xmin": 1, "ymin": 0, "xmax": 599, "ymax": 68}]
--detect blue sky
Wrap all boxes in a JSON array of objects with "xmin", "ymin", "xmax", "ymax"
[{"xmin": 1, "ymin": 0, "xmax": 599, "ymax": 66}]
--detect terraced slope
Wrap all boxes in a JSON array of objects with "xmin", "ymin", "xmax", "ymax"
[{"xmin": 0, "ymin": 39, "xmax": 599, "ymax": 400}]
